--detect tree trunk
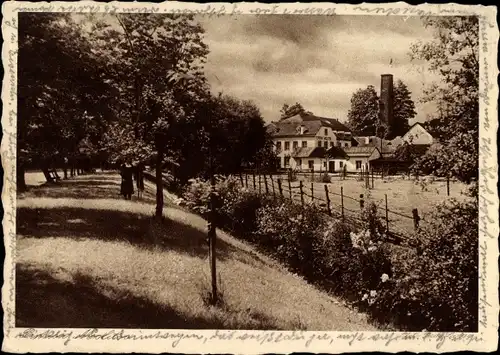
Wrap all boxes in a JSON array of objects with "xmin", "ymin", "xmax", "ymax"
[
  {"xmin": 155, "ymin": 144, "xmax": 164, "ymax": 219},
  {"xmin": 42, "ymin": 167, "xmax": 54, "ymax": 183},
  {"xmin": 17, "ymin": 164, "xmax": 27, "ymax": 192}
]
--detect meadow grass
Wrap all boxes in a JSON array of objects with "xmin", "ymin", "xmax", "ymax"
[{"xmin": 16, "ymin": 172, "xmax": 377, "ymax": 330}]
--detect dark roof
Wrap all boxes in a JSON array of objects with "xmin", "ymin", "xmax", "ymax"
[
  {"xmin": 354, "ymin": 136, "xmax": 400, "ymax": 153},
  {"xmin": 343, "ymin": 146, "xmax": 379, "ymax": 156},
  {"xmin": 270, "ymin": 120, "xmax": 322, "ymax": 137},
  {"xmin": 326, "ymin": 146, "xmax": 348, "ymax": 159},
  {"xmin": 299, "ymin": 113, "xmax": 351, "ymax": 132},
  {"xmin": 279, "ymin": 112, "xmax": 351, "ymax": 132},
  {"xmin": 334, "ymin": 132, "xmax": 351, "ymax": 140},
  {"xmin": 292, "ymin": 147, "xmax": 327, "ymax": 158}
]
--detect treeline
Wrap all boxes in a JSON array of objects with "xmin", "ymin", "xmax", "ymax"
[{"xmin": 17, "ymin": 13, "xmax": 274, "ymax": 216}]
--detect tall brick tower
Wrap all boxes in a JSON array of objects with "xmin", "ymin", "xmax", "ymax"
[{"xmin": 378, "ymin": 74, "xmax": 394, "ymax": 137}]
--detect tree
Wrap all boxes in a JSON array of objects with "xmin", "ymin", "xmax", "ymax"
[
  {"xmin": 410, "ymin": 16, "xmax": 479, "ymax": 183},
  {"xmin": 347, "ymin": 82, "xmax": 416, "ymax": 138},
  {"xmin": 18, "ymin": 13, "xmax": 114, "ymax": 190},
  {"xmin": 279, "ymin": 102, "xmax": 309, "ymax": 119},
  {"xmin": 347, "ymin": 85, "xmax": 379, "ymax": 136},
  {"xmin": 391, "ymin": 80, "xmax": 415, "ymax": 138},
  {"xmin": 89, "ymin": 14, "xmax": 209, "ymax": 217}
]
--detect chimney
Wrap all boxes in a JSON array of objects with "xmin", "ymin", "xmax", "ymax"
[{"xmin": 379, "ymin": 74, "xmax": 394, "ymax": 136}]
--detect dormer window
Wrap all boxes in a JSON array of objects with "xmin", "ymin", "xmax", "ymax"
[
  {"xmin": 296, "ymin": 125, "xmax": 306, "ymax": 135},
  {"xmin": 324, "ymin": 128, "xmax": 328, "ymax": 136}
]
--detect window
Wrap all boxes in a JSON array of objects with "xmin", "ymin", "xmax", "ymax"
[
  {"xmin": 356, "ymin": 160, "xmax": 362, "ymax": 170},
  {"xmin": 323, "ymin": 161, "xmax": 327, "ymax": 168},
  {"xmin": 284, "ymin": 156, "xmax": 290, "ymax": 167},
  {"xmin": 330, "ymin": 141, "xmax": 334, "ymax": 148},
  {"xmin": 317, "ymin": 140, "xmax": 322, "ymax": 147},
  {"xmin": 296, "ymin": 158, "xmax": 302, "ymax": 167},
  {"xmin": 340, "ymin": 161, "xmax": 343, "ymax": 168},
  {"xmin": 345, "ymin": 142, "xmax": 349, "ymax": 147},
  {"xmin": 293, "ymin": 141, "xmax": 298, "ymax": 149},
  {"xmin": 276, "ymin": 141, "xmax": 282, "ymax": 152},
  {"xmin": 284, "ymin": 141, "xmax": 290, "ymax": 151},
  {"xmin": 308, "ymin": 160, "xmax": 314, "ymax": 170},
  {"xmin": 324, "ymin": 128, "xmax": 328, "ymax": 136},
  {"xmin": 302, "ymin": 141, "xmax": 307, "ymax": 148}
]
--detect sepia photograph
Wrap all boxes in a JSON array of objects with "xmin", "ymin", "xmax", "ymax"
[{"xmin": 2, "ymin": 1, "xmax": 499, "ymax": 353}]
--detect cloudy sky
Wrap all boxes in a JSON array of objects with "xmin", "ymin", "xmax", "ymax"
[{"xmin": 198, "ymin": 15, "xmax": 439, "ymax": 124}]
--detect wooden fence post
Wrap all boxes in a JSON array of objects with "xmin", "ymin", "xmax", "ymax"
[
  {"xmin": 271, "ymin": 175, "xmax": 276, "ymax": 198},
  {"xmin": 341, "ymin": 186, "xmax": 345, "ymax": 221},
  {"xmin": 278, "ymin": 178, "xmax": 283, "ymax": 197},
  {"xmin": 299, "ymin": 181, "xmax": 304, "ymax": 207},
  {"xmin": 264, "ymin": 174, "xmax": 269, "ymax": 194},
  {"xmin": 245, "ymin": 173, "xmax": 248, "ymax": 188},
  {"xmin": 258, "ymin": 174, "xmax": 262, "ymax": 194},
  {"xmin": 311, "ymin": 182, "xmax": 314, "ymax": 204},
  {"xmin": 371, "ymin": 169, "xmax": 374, "ymax": 189},
  {"xmin": 446, "ymin": 175, "xmax": 450, "ymax": 196},
  {"xmin": 239, "ymin": 173, "xmax": 244, "ymax": 187},
  {"xmin": 359, "ymin": 193, "xmax": 364, "ymax": 210},
  {"xmin": 252, "ymin": 172, "xmax": 256, "ymax": 190},
  {"xmin": 385, "ymin": 193, "xmax": 389, "ymax": 233},
  {"xmin": 288, "ymin": 179, "xmax": 292, "ymax": 199},
  {"xmin": 324, "ymin": 184, "xmax": 331, "ymax": 216},
  {"xmin": 412, "ymin": 208, "xmax": 420, "ymax": 231}
]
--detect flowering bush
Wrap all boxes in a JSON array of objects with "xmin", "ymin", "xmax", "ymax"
[
  {"xmin": 182, "ymin": 175, "xmax": 478, "ymax": 332},
  {"xmin": 362, "ymin": 198, "xmax": 478, "ymax": 331}
]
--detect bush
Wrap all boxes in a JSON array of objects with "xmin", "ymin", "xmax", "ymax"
[
  {"xmin": 182, "ymin": 176, "xmax": 477, "ymax": 332},
  {"xmin": 255, "ymin": 201, "xmax": 325, "ymax": 275},
  {"xmin": 365, "ymin": 198, "xmax": 478, "ymax": 331}
]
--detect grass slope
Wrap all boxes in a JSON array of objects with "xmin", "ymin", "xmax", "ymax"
[{"xmin": 16, "ymin": 172, "xmax": 377, "ymax": 330}]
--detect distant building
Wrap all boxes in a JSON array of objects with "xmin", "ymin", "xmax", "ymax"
[{"xmin": 266, "ymin": 75, "xmax": 437, "ymax": 174}]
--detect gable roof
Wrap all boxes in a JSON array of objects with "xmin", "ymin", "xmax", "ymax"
[
  {"xmin": 326, "ymin": 146, "xmax": 348, "ymax": 159},
  {"xmin": 279, "ymin": 112, "xmax": 351, "ymax": 133},
  {"xmin": 271, "ymin": 120, "xmax": 323, "ymax": 137},
  {"xmin": 343, "ymin": 146, "xmax": 380, "ymax": 156},
  {"xmin": 291, "ymin": 146, "xmax": 327, "ymax": 158}
]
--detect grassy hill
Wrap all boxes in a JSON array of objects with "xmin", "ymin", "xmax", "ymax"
[{"xmin": 16, "ymin": 171, "xmax": 377, "ymax": 330}]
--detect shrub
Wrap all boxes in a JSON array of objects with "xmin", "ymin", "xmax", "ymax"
[{"xmin": 365, "ymin": 198, "xmax": 478, "ymax": 331}]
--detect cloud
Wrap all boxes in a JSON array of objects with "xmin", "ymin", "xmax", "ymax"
[{"xmin": 200, "ymin": 15, "xmax": 439, "ymax": 123}]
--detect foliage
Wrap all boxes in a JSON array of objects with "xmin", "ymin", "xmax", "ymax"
[
  {"xmin": 347, "ymin": 85, "xmax": 380, "ymax": 136},
  {"xmin": 279, "ymin": 102, "xmax": 311, "ymax": 119},
  {"xmin": 390, "ymin": 80, "xmax": 416, "ymax": 138},
  {"xmin": 366, "ymin": 198, "xmax": 478, "ymax": 331},
  {"xmin": 410, "ymin": 16, "xmax": 479, "ymax": 183},
  {"xmin": 347, "ymin": 81, "xmax": 416, "ymax": 138},
  {"xmin": 18, "ymin": 13, "xmax": 114, "ymax": 184},
  {"xmin": 182, "ymin": 176, "xmax": 477, "ymax": 331}
]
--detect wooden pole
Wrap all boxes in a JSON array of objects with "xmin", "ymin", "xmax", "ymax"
[
  {"xmin": 252, "ymin": 172, "xmax": 256, "ymax": 190},
  {"xmin": 245, "ymin": 173, "xmax": 248, "ymax": 188},
  {"xmin": 311, "ymin": 182, "xmax": 314, "ymax": 204},
  {"xmin": 412, "ymin": 208, "xmax": 420, "ymax": 231},
  {"xmin": 288, "ymin": 179, "xmax": 292, "ymax": 199},
  {"xmin": 385, "ymin": 193, "xmax": 389, "ymax": 232},
  {"xmin": 371, "ymin": 169, "xmax": 374, "ymax": 189},
  {"xmin": 299, "ymin": 181, "xmax": 304, "ymax": 207},
  {"xmin": 271, "ymin": 175, "xmax": 276, "ymax": 198},
  {"xmin": 239, "ymin": 173, "xmax": 244, "ymax": 187},
  {"xmin": 341, "ymin": 186, "xmax": 345, "ymax": 222},
  {"xmin": 258, "ymin": 174, "xmax": 262, "ymax": 194},
  {"xmin": 359, "ymin": 194, "xmax": 364, "ymax": 210},
  {"xmin": 278, "ymin": 178, "xmax": 283, "ymax": 197},
  {"xmin": 324, "ymin": 184, "xmax": 331, "ymax": 216},
  {"xmin": 446, "ymin": 175, "xmax": 450, "ymax": 196},
  {"xmin": 264, "ymin": 174, "xmax": 269, "ymax": 194}
]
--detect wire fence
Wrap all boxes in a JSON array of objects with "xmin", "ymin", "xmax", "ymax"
[{"xmin": 236, "ymin": 171, "xmax": 432, "ymax": 248}]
